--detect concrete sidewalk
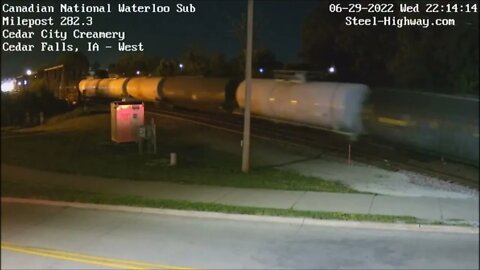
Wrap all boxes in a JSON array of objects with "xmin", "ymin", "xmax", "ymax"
[{"xmin": 2, "ymin": 164, "xmax": 479, "ymax": 225}]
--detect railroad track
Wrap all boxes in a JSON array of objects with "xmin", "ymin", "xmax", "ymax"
[{"xmin": 145, "ymin": 104, "xmax": 478, "ymax": 190}]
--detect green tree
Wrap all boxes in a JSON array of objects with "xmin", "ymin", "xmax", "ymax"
[
  {"xmin": 153, "ymin": 59, "xmax": 177, "ymax": 76},
  {"xmin": 300, "ymin": 1, "xmax": 479, "ymax": 94},
  {"xmin": 205, "ymin": 53, "xmax": 232, "ymax": 77},
  {"xmin": 390, "ymin": 13, "xmax": 479, "ymax": 94},
  {"xmin": 252, "ymin": 48, "xmax": 282, "ymax": 77},
  {"xmin": 230, "ymin": 48, "xmax": 283, "ymax": 78},
  {"xmin": 109, "ymin": 54, "xmax": 158, "ymax": 76},
  {"xmin": 57, "ymin": 52, "xmax": 89, "ymax": 71},
  {"xmin": 91, "ymin": 61, "xmax": 100, "ymax": 72},
  {"xmin": 180, "ymin": 48, "xmax": 208, "ymax": 75},
  {"xmin": 300, "ymin": 2, "xmax": 398, "ymax": 84}
]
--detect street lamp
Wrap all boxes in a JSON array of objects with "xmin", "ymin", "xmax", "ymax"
[
  {"xmin": 1, "ymin": 79, "xmax": 15, "ymax": 92},
  {"xmin": 328, "ymin": 65, "xmax": 336, "ymax": 74},
  {"xmin": 179, "ymin": 63, "xmax": 184, "ymax": 70},
  {"xmin": 25, "ymin": 69, "xmax": 32, "ymax": 76}
]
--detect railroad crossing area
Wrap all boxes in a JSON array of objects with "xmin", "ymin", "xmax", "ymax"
[{"xmin": 2, "ymin": 164, "xmax": 478, "ymax": 226}]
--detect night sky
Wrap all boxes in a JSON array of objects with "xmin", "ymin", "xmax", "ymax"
[{"xmin": 1, "ymin": 0, "xmax": 319, "ymax": 78}]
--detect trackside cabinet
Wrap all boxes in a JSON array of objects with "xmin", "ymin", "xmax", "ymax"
[{"xmin": 111, "ymin": 101, "xmax": 144, "ymax": 143}]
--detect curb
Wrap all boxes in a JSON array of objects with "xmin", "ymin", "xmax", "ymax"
[{"xmin": 2, "ymin": 197, "xmax": 478, "ymax": 234}]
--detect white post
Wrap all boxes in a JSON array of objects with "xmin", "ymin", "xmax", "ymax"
[
  {"xmin": 39, "ymin": 112, "xmax": 44, "ymax": 125},
  {"xmin": 242, "ymin": 0, "xmax": 254, "ymax": 173},
  {"xmin": 151, "ymin": 118, "xmax": 157, "ymax": 154},
  {"xmin": 348, "ymin": 144, "xmax": 351, "ymax": 165},
  {"xmin": 170, "ymin": 153, "xmax": 177, "ymax": 166}
]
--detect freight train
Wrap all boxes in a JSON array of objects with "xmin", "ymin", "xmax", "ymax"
[{"xmin": 78, "ymin": 75, "xmax": 479, "ymax": 166}]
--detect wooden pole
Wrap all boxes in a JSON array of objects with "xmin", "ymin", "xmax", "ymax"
[
  {"xmin": 242, "ymin": 0, "xmax": 254, "ymax": 173},
  {"xmin": 348, "ymin": 144, "xmax": 351, "ymax": 165},
  {"xmin": 151, "ymin": 118, "xmax": 156, "ymax": 154}
]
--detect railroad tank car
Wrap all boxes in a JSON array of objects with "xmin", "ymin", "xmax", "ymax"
[
  {"xmin": 364, "ymin": 90, "xmax": 479, "ymax": 166},
  {"xmin": 98, "ymin": 77, "xmax": 129, "ymax": 99},
  {"xmin": 236, "ymin": 79, "xmax": 369, "ymax": 135},
  {"xmin": 77, "ymin": 76, "xmax": 477, "ymax": 165},
  {"xmin": 97, "ymin": 78, "xmax": 116, "ymax": 98},
  {"xmin": 162, "ymin": 77, "xmax": 237, "ymax": 112},
  {"xmin": 79, "ymin": 78, "xmax": 128, "ymax": 99},
  {"xmin": 78, "ymin": 78, "xmax": 101, "ymax": 98},
  {"xmin": 125, "ymin": 77, "xmax": 164, "ymax": 102},
  {"xmin": 78, "ymin": 79, "xmax": 88, "ymax": 95}
]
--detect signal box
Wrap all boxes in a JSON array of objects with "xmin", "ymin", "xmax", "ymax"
[{"xmin": 111, "ymin": 101, "xmax": 144, "ymax": 143}]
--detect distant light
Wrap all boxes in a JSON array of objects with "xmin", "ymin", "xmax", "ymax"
[
  {"xmin": 328, "ymin": 65, "xmax": 336, "ymax": 74},
  {"xmin": 179, "ymin": 63, "xmax": 184, "ymax": 69},
  {"xmin": 17, "ymin": 81, "xmax": 22, "ymax": 86},
  {"xmin": 1, "ymin": 79, "xmax": 16, "ymax": 92},
  {"xmin": 23, "ymin": 80, "xmax": 27, "ymax": 85},
  {"xmin": 259, "ymin": 68, "xmax": 264, "ymax": 74},
  {"xmin": 136, "ymin": 70, "xmax": 141, "ymax": 75},
  {"xmin": 26, "ymin": 69, "xmax": 32, "ymax": 76}
]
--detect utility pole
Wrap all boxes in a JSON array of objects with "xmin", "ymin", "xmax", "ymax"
[{"xmin": 242, "ymin": 0, "xmax": 254, "ymax": 173}]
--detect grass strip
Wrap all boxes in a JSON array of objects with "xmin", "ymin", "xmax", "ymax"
[
  {"xmin": 1, "ymin": 114, "xmax": 356, "ymax": 193},
  {"xmin": 2, "ymin": 179, "xmax": 422, "ymax": 225}
]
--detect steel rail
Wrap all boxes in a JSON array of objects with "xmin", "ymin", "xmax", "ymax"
[{"xmin": 143, "ymin": 104, "xmax": 478, "ymax": 190}]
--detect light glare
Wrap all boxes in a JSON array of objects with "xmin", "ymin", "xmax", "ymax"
[
  {"xmin": 1, "ymin": 79, "xmax": 16, "ymax": 92},
  {"xmin": 328, "ymin": 65, "xmax": 336, "ymax": 74}
]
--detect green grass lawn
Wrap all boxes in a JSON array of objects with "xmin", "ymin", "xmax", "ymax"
[
  {"xmin": 1, "ymin": 109, "xmax": 355, "ymax": 193},
  {"xmin": 2, "ymin": 179, "xmax": 422, "ymax": 225}
]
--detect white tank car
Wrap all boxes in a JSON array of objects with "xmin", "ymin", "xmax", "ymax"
[
  {"xmin": 78, "ymin": 78, "xmax": 101, "ymax": 97},
  {"xmin": 125, "ymin": 77, "xmax": 164, "ymax": 102},
  {"xmin": 236, "ymin": 79, "xmax": 369, "ymax": 135}
]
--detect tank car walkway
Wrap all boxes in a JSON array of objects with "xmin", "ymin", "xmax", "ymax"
[{"xmin": 2, "ymin": 164, "xmax": 478, "ymax": 226}]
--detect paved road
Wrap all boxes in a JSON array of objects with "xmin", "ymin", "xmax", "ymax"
[{"xmin": 2, "ymin": 202, "xmax": 478, "ymax": 269}]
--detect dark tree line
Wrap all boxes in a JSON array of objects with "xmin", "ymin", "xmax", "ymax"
[
  {"xmin": 1, "ymin": 52, "xmax": 85, "ymax": 126},
  {"xmin": 300, "ymin": 1, "xmax": 479, "ymax": 94},
  {"xmin": 106, "ymin": 48, "xmax": 282, "ymax": 79},
  {"xmin": 1, "ymin": 80, "xmax": 71, "ymax": 126}
]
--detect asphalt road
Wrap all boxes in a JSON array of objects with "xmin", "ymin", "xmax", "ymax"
[{"xmin": 1, "ymin": 203, "xmax": 478, "ymax": 269}]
